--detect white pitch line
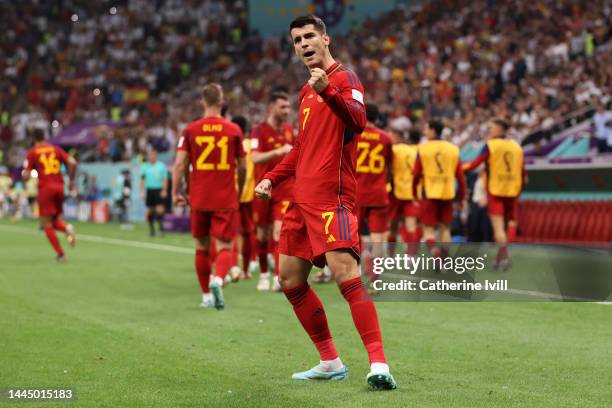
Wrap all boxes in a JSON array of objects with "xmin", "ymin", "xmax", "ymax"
[
  {"xmin": 0, "ymin": 224, "xmax": 193, "ymax": 254},
  {"xmin": 2, "ymin": 223, "xmax": 611, "ymax": 305},
  {"xmin": 380, "ymin": 272, "xmax": 612, "ymax": 305}
]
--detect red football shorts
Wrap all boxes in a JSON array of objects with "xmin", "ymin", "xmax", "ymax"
[
  {"xmin": 389, "ymin": 196, "xmax": 421, "ymax": 221},
  {"xmin": 278, "ymin": 202, "xmax": 360, "ymax": 268},
  {"xmin": 38, "ymin": 185, "xmax": 64, "ymax": 217},
  {"xmin": 252, "ymin": 197, "xmax": 290, "ymax": 226},
  {"xmin": 191, "ymin": 209, "xmax": 238, "ymax": 241},
  {"xmin": 238, "ymin": 202, "xmax": 254, "ymax": 234},
  {"xmin": 420, "ymin": 199, "xmax": 454, "ymax": 226},
  {"xmin": 487, "ymin": 194, "xmax": 518, "ymax": 221},
  {"xmin": 358, "ymin": 205, "xmax": 389, "ymax": 233}
]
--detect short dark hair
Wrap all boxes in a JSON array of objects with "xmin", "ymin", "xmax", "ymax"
[
  {"xmin": 490, "ymin": 117, "xmax": 509, "ymax": 131},
  {"xmin": 365, "ymin": 103, "xmax": 379, "ymax": 123},
  {"xmin": 232, "ymin": 116, "xmax": 248, "ymax": 134},
  {"xmin": 269, "ymin": 92, "xmax": 289, "ymax": 104},
  {"xmin": 408, "ymin": 129, "xmax": 421, "ymax": 145},
  {"xmin": 33, "ymin": 128, "xmax": 45, "ymax": 142},
  {"xmin": 428, "ymin": 120, "xmax": 444, "ymax": 136},
  {"xmin": 289, "ymin": 15, "xmax": 326, "ymax": 35}
]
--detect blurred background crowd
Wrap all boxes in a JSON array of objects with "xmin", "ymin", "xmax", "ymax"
[{"xmin": 0, "ymin": 0, "xmax": 610, "ymax": 173}]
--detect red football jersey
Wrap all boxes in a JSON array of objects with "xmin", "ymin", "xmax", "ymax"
[
  {"xmin": 264, "ymin": 62, "xmax": 366, "ymax": 210},
  {"xmin": 251, "ymin": 122, "xmax": 294, "ymax": 200},
  {"xmin": 177, "ymin": 116, "xmax": 245, "ymax": 210},
  {"xmin": 24, "ymin": 142, "xmax": 70, "ymax": 189},
  {"xmin": 355, "ymin": 126, "xmax": 392, "ymax": 206}
]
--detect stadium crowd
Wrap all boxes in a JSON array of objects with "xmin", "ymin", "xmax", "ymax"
[{"xmin": 0, "ymin": 0, "xmax": 610, "ymax": 170}]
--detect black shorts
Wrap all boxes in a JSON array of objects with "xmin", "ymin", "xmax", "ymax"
[{"xmin": 146, "ymin": 188, "xmax": 163, "ymax": 207}]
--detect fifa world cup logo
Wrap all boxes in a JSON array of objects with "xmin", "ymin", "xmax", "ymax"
[
  {"xmin": 434, "ymin": 152, "xmax": 444, "ymax": 174},
  {"xmin": 503, "ymin": 152, "xmax": 512, "ymax": 172}
]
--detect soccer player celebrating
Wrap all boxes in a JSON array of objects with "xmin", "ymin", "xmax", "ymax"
[
  {"xmin": 255, "ymin": 15, "xmax": 396, "ymax": 390},
  {"xmin": 462, "ymin": 118, "xmax": 525, "ymax": 270},
  {"xmin": 22, "ymin": 129, "xmax": 77, "ymax": 262},
  {"xmin": 390, "ymin": 129, "xmax": 422, "ymax": 254},
  {"xmin": 172, "ymin": 83, "xmax": 246, "ymax": 310},
  {"xmin": 412, "ymin": 120, "xmax": 466, "ymax": 250},
  {"xmin": 355, "ymin": 103, "xmax": 392, "ymax": 277},
  {"xmin": 250, "ymin": 92, "xmax": 294, "ymax": 291}
]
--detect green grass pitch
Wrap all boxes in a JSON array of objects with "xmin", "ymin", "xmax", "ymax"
[{"xmin": 0, "ymin": 219, "xmax": 611, "ymax": 407}]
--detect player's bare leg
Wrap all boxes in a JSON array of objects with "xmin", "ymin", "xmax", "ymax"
[
  {"xmin": 271, "ymin": 219, "xmax": 283, "ymax": 291},
  {"xmin": 51, "ymin": 215, "xmax": 75, "ymax": 247},
  {"xmin": 326, "ymin": 250, "xmax": 396, "ymax": 390},
  {"xmin": 194, "ymin": 236, "xmax": 214, "ymax": 308},
  {"xmin": 41, "ymin": 216, "xmax": 65, "ymax": 262},
  {"xmin": 491, "ymin": 215, "xmax": 511, "ymax": 271},
  {"xmin": 278, "ymin": 254, "xmax": 348, "ymax": 381},
  {"xmin": 256, "ymin": 225, "xmax": 271, "ymax": 290}
]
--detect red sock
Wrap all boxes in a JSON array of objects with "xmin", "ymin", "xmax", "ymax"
[
  {"xmin": 271, "ymin": 240, "xmax": 280, "ymax": 277},
  {"xmin": 416, "ymin": 226, "xmax": 423, "ymax": 242},
  {"xmin": 425, "ymin": 238, "xmax": 440, "ymax": 257},
  {"xmin": 215, "ymin": 248, "xmax": 233, "ymax": 282},
  {"xmin": 52, "ymin": 219, "xmax": 67, "ymax": 232},
  {"xmin": 387, "ymin": 234, "xmax": 397, "ymax": 255},
  {"xmin": 283, "ymin": 283, "xmax": 338, "ymax": 361},
  {"xmin": 507, "ymin": 224, "xmax": 517, "ymax": 242},
  {"xmin": 405, "ymin": 231, "xmax": 418, "ymax": 255},
  {"xmin": 195, "ymin": 249, "xmax": 211, "ymax": 293},
  {"xmin": 398, "ymin": 226, "xmax": 409, "ymax": 243},
  {"xmin": 340, "ymin": 277, "xmax": 386, "ymax": 364},
  {"xmin": 496, "ymin": 245, "xmax": 509, "ymax": 263},
  {"xmin": 44, "ymin": 226, "xmax": 64, "ymax": 256},
  {"xmin": 241, "ymin": 232, "xmax": 252, "ymax": 272},
  {"xmin": 258, "ymin": 240, "xmax": 268, "ymax": 273},
  {"xmin": 250, "ymin": 235, "xmax": 258, "ymax": 262}
]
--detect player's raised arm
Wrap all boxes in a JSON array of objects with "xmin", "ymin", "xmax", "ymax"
[
  {"xmin": 172, "ymin": 149, "xmax": 189, "ymax": 206},
  {"xmin": 262, "ymin": 135, "xmax": 300, "ymax": 188},
  {"xmin": 462, "ymin": 145, "xmax": 489, "ymax": 172},
  {"xmin": 313, "ymin": 68, "xmax": 366, "ymax": 134}
]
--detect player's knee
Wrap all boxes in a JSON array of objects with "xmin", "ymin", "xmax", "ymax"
[
  {"xmin": 193, "ymin": 237, "xmax": 209, "ymax": 249},
  {"xmin": 327, "ymin": 251, "xmax": 359, "ymax": 285}
]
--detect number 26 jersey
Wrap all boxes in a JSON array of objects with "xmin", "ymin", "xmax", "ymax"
[{"xmin": 177, "ymin": 116, "xmax": 245, "ymax": 210}]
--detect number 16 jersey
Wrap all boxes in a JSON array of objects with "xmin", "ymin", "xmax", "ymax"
[{"xmin": 177, "ymin": 116, "xmax": 245, "ymax": 210}]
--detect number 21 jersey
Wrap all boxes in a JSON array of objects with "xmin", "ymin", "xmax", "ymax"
[{"xmin": 177, "ymin": 116, "xmax": 245, "ymax": 210}]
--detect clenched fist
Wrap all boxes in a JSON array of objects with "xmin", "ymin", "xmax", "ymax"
[
  {"xmin": 255, "ymin": 178, "xmax": 273, "ymax": 200},
  {"xmin": 308, "ymin": 68, "xmax": 329, "ymax": 93}
]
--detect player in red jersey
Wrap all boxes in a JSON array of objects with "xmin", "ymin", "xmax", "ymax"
[
  {"xmin": 250, "ymin": 92, "xmax": 294, "ymax": 291},
  {"xmin": 355, "ymin": 103, "xmax": 392, "ymax": 279},
  {"xmin": 412, "ymin": 120, "xmax": 466, "ymax": 254},
  {"xmin": 22, "ymin": 129, "xmax": 77, "ymax": 262},
  {"xmin": 462, "ymin": 118, "xmax": 525, "ymax": 270},
  {"xmin": 172, "ymin": 83, "xmax": 246, "ymax": 310},
  {"xmin": 255, "ymin": 15, "xmax": 396, "ymax": 390}
]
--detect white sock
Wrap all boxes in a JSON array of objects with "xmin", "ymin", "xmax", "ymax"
[
  {"xmin": 317, "ymin": 357, "xmax": 343, "ymax": 372},
  {"xmin": 370, "ymin": 362, "xmax": 389, "ymax": 374},
  {"xmin": 213, "ymin": 276, "xmax": 223, "ymax": 286},
  {"xmin": 259, "ymin": 272, "xmax": 270, "ymax": 279},
  {"xmin": 202, "ymin": 293, "xmax": 213, "ymax": 302}
]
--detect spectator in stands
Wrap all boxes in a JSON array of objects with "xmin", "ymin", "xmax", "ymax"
[{"xmin": 593, "ymin": 100, "xmax": 612, "ymax": 153}]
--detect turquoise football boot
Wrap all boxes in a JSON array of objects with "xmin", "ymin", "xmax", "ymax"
[{"xmin": 292, "ymin": 365, "xmax": 349, "ymax": 381}]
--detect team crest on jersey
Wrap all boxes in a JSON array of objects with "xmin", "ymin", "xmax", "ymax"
[
  {"xmin": 317, "ymin": 96, "xmax": 323, "ymax": 103},
  {"xmin": 268, "ymin": 137, "xmax": 274, "ymax": 143},
  {"xmin": 308, "ymin": 94, "xmax": 314, "ymax": 99}
]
